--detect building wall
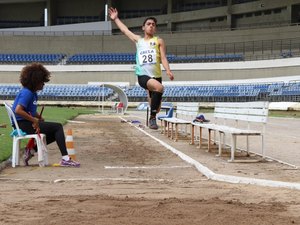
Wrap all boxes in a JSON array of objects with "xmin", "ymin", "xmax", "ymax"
[{"xmin": 0, "ymin": 25, "xmax": 299, "ymax": 55}]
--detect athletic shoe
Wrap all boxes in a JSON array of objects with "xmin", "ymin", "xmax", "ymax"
[
  {"xmin": 23, "ymin": 147, "xmax": 34, "ymax": 166},
  {"xmin": 149, "ymin": 117, "xmax": 158, "ymax": 130},
  {"xmin": 60, "ymin": 159, "xmax": 80, "ymax": 167}
]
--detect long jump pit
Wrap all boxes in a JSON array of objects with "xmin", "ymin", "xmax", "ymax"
[{"xmin": 0, "ymin": 112, "xmax": 300, "ymax": 225}]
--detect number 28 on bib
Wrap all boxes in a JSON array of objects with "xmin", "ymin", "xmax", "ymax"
[{"xmin": 138, "ymin": 49, "xmax": 157, "ymax": 65}]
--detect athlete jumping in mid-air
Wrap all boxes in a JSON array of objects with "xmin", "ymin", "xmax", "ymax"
[{"xmin": 109, "ymin": 7, "xmax": 174, "ymax": 129}]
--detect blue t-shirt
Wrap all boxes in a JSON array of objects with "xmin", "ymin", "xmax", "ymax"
[{"xmin": 12, "ymin": 88, "xmax": 38, "ymax": 121}]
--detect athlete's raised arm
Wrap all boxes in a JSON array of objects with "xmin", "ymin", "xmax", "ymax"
[{"xmin": 108, "ymin": 7, "xmax": 140, "ymax": 43}]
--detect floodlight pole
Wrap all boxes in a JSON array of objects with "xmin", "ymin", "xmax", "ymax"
[
  {"xmin": 44, "ymin": 8, "xmax": 48, "ymax": 27},
  {"xmin": 105, "ymin": 4, "xmax": 108, "ymax": 21}
]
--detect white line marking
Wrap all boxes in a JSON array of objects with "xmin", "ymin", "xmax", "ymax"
[
  {"xmin": 0, "ymin": 178, "xmax": 51, "ymax": 183},
  {"xmin": 67, "ymin": 120, "xmax": 86, "ymax": 124},
  {"xmin": 0, "ymin": 177, "xmax": 174, "ymax": 183},
  {"xmin": 53, "ymin": 178, "xmax": 172, "ymax": 183},
  {"xmin": 105, "ymin": 165, "xmax": 192, "ymax": 169},
  {"xmin": 120, "ymin": 116, "xmax": 300, "ymax": 190}
]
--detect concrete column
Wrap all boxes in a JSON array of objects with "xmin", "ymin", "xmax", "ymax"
[
  {"xmin": 167, "ymin": 0, "xmax": 173, "ymax": 31},
  {"xmin": 227, "ymin": 0, "xmax": 233, "ymax": 29},
  {"xmin": 287, "ymin": 3, "xmax": 292, "ymax": 23}
]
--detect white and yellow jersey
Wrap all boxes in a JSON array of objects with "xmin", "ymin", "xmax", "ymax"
[{"xmin": 135, "ymin": 36, "xmax": 161, "ymax": 78}]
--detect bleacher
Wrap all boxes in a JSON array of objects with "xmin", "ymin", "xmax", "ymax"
[
  {"xmin": 0, "ymin": 53, "xmax": 66, "ymax": 65},
  {"xmin": 66, "ymin": 53, "xmax": 136, "ymax": 64},
  {"xmin": 0, "ymin": 52, "xmax": 244, "ymax": 65},
  {"xmin": 123, "ymin": 82, "xmax": 300, "ymax": 102},
  {"xmin": 0, "ymin": 84, "xmax": 21, "ymax": 99},
  {"xmin": 40, "ymin": 84, "xmax": 114, "ymax": 101},
  {"xmin": 168, "ymin": 54, "xmax": 244, "ymax": 63},
  {"xmin": 0, "ymin": 82, "xmax": 299, "ymax": 102},
  {"xmin": 0, "ymin": 84, "xmax": 113, "ymax": 101},
  {"xmin": 65, "ymin": 53, "xmax": 244, "ymax": 64},
  {"xmin": 269, "ymin": 82, "xmax": 300, "ymax": 102},
  {"xmin": 0, "ymin": 20, "xmax": 42, "ymax": 28},
  {"xmin": 157, "ymin": 84, "xmax": 262, "ymax": 102}
]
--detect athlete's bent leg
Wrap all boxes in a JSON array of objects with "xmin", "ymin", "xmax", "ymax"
[{"xmin": 146, "ymin": 79, "xmax": 164, "ymax": 129}]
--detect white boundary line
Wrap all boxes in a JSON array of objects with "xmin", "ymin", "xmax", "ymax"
[
  {"xmin": 120, "ymin": 117, "xmax": 300, "ymax": 190},
  {"xmin": 53, "ymin": 178, "xmax": 172, "ymax": 183},
  {"xmin": 105, "ymin": 165, "xmax": 192, "ymax": 169},
  {"xmin": 0, "ymin": 178, "xmax": 51, "ymax": 183},
  {"xmin": 0, "ymin": 177, "xmax": 173, "ymax": 183},
  {"xmin": 67, "ymin": 120, "xmax": 86, "ymax": 124}
]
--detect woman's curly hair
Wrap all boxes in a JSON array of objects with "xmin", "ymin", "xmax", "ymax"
[{"xmin": 20, "ymin": 63, "xmax": 50, "ymax": 91}]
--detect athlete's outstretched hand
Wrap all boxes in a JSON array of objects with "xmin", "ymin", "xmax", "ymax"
[{"xmin": 109, "ymin": 7, "xmax": 118, "ymax": 21}]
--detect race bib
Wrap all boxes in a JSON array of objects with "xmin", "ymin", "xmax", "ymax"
[{"xmin": 138, "ymin": 48, "xmax": 157, "ymax": 65}]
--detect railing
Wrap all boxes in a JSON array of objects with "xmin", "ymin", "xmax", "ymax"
[
  {"xmin": 56, "ymin": 16, "xmax": 101, "ymax": 25},
  {"xmin": 0, "ymin": 30, "xmax": 110, "ymax": 36},
  {"xmin": 167, "ymin": 38, "xmax": 300, "ymax": 60}
]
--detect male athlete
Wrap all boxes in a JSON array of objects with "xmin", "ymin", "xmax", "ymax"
[{"xmin": 109, "ymin": 7, "xmax": 174, "ymax": 129}]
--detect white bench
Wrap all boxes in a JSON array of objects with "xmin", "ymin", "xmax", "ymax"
[
  {"xmin": 191, "ymin": 101, "xmax": 269, "ymax": 162},
  {"xmin": 161, "ymin": 102, "xmax": 199, "ymax": 141}
]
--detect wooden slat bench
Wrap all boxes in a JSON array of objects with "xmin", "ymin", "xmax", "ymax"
[
  {"xmin": 161, "ymin": 102, "xmax": 199, "ymax": 141},
  {"xmin": 191, "ymin": 101, "xmax": 269, "ymax": 162}
]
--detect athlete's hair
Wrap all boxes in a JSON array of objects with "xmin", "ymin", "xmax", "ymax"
[
  {"xmin": 20, "ymin": 63, "xmax": 50, "ymax": 91},
  {"xmin": 143, "ymin": 17, "xmax": 157, "ymax": 26}
]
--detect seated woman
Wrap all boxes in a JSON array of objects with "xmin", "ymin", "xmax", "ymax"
[{"xmin": 12, "ymin": 63, "xmax": 80, "ymax": 167}]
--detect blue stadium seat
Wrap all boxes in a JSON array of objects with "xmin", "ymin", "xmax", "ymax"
[{"xmin": 0, "ymin": 53, "xmax": 65, "ymax": 65}]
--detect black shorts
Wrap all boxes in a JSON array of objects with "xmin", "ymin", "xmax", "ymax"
[{"xmin": 138, "ymin": 75, "xmax": 162, "ymax": 90}]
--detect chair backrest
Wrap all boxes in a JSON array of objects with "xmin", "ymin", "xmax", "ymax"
[
  {"xmin": 176, "ymin": 102, "xmax": 199, "ymax": 117},
  {"xmin": 214, "ymin": 101, "xmax": 269, "ymax": 123},
  {"xmin": 117, "ymin": 102, "xmax": 124, "ymax": 108},
  {"xmin": 166, "ymin": 107, "xmax": 174, "ymax": 117},
  {"xmin": 3, "ymin": 102, "xmax": 23, "ymax": 136}
]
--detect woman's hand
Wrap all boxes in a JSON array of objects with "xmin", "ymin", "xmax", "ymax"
[
  {"xmin": 15, "ymin": 105, "xmax": 40, "ymax": 132},
  {"xmin": 36, "ymin": 113, "xmax": 44, "ymax": 122},
  {"xmin": 32, "ymin": 118, "xmax": 40, "ymax": 133}
]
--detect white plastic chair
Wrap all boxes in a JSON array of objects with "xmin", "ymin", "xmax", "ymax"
[{"xmin": 3, "ymin": 102, "xmax": 48, "ymax": 167}]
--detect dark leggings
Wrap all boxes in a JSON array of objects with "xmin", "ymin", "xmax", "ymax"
[{"xmin": 17, "ymin": 120, "xmax": 68, "ymax": 156}]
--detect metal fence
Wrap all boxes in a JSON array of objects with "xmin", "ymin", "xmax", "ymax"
[{"xmin": 167, "ymin": 38, "xmax": 300, "ymax": 60}]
